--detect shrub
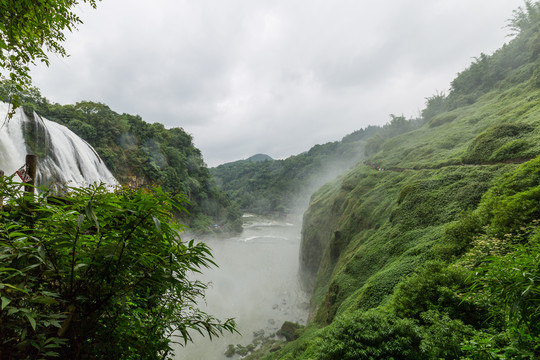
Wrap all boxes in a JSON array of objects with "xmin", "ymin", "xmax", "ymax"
[
  {"xmin": 0, "ymin": 178, "xmax": 235, "ymax": 359},
  {"xmin": 464, "ymin": 231, "xmax": 540, "ymax": 358},
  {"xmin": 419, "ymin": 310, "xmax": 475, "ymax": 359},
  {"xmin": 391, "ymin": 261, "xmax": 482, "ymax": 326},
  {"xmin": 462, "ymin": 123, "xmax": 534, "ymax": 164},
  {"xmin": 305, "ymin": 311, "xmax": 423, "ymax": 360},
  {"xmin": 490, "ymin": 139, "xmax": 530, "ymax": 162},
  {"xmin": 278, "ymin": 321, "xmax": 304, "ymax": 342},
  {"xmin": 479, "ymin": 157, "xmax": 540, "ymax": 236},
  {"xmin": 434, "ymin": 211, "xmax": 483, "ymax": 258}
]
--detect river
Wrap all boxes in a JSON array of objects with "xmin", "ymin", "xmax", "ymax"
[{"xmin": 175, "ymin": 214, "xmax": 310, "ymax": 359}]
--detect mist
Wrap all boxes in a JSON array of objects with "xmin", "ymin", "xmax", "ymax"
[{"xmin": 175, "ymin": 214, "xmax": 309, "ymax": 359}]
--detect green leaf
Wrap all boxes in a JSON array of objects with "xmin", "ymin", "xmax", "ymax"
[
  {"xmin": 1, "ymin": 283, "xmax": 29, "ymax": 293},
  {"xmin": 7, "ymin": 308, "xmax": 19, "ymax": 316},
  {"xmin": 25, "ymin": 314, "xmax": 37, "ymax": 330},
  {"xmin": 74, "ymin": 263, "xmax": 88, "ymax": 271},
  {"xmin": 77, "ymin": 213, "xmax": 85, "ymax": 230},
  {"xmin": 152, "ymin": 215, "xmax": 161, "ymax": 234},
  {"xmin": 85, "ymin": 201, "xmax": 99, "ymax": 233},
  {"xmin": 30, "ymin": 296, "xmax": 58, "ymax": 305},
  {"xmin": 1, "ymin": 296, "xmax": 11, "ymax": 310}
]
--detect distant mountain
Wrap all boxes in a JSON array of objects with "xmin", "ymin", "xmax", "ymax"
[
  {"xmin": 218, "ymin": 153, "xmax": 274, "ymax": 167},
  {"xmin": 247, "ymin": 153, "xmax": 273, "ymax": 163},
  {"xmin": 210, "ymin": 128, "xmax": 388, "ymax": 216}
]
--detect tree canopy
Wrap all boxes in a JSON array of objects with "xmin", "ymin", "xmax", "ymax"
[{"xmin": 0, "ymin": 0, "xmax": 98, "ymax": 109}]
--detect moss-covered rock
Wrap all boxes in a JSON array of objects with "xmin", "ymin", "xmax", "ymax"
[{"xmin": 277, "ymin": 321, "xmax": 304, "ymax": 342}]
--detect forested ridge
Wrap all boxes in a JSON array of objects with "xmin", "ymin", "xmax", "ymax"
[
  {"xmin": 210, "ymin": 117, "xmax": 421, "ymax": 216},
  {"xmin": 243, "ymin": 2, "xmax": 540, "ymax": 359}
]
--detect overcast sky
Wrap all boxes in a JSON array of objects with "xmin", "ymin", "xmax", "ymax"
[{"xmin": 30, "ymin": 0, "xmax": 524, "ymax": 166}]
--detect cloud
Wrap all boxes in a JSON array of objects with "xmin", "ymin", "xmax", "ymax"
[{"xmin": 31, "ymin": 0, "xmax": 523, "ymax": 166}]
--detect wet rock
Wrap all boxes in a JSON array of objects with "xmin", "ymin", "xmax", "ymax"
[
  {"xmin": 236, "ymin": 344, "xmax": 249, "ymax": 356},
  {"xmin": 234, "ymin": 343, "xmax": 256, "ymax": 357},
  {"xmin": 253, "ymin": 329, "xmax": 265, "ymax": 338},
  {"xmin": 224, "ymin": 344, "xmax": 235, "ymax": 358},
  {"xmin": 277, "ymin": 321, "xmax": 304, "ymax": 342}
]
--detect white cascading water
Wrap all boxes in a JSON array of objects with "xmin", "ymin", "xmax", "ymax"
[{"xmin": 0, "ymin": 102, "xmax": 117, "ymax": 188}]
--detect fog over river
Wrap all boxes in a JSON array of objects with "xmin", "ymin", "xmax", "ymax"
[{"xmin": 175, "ymin": 214, "xmax": 310, "ymax": 359}]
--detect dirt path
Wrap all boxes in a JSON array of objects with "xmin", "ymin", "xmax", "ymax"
[{"xmin": 364, "ymin": 157, "xmax": 535, "ymax": 173}]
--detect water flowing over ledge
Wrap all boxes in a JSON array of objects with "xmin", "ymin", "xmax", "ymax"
[{"xmin": 0, "ymin": 102, "xmax": 117, "ymax": 188}]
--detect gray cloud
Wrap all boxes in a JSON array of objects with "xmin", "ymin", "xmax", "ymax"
[{"xmin": 31, "ymin": 0, "xmax": 523, "ymax": 166}]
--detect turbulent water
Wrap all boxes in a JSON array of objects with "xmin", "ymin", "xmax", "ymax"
[
  {"xmin": 0, "ymin": 102, "xmax": 116, "ymax": 188},
  {"xmin": 176, "ymin": 214, "xmax": 310, "ymax": 360}
]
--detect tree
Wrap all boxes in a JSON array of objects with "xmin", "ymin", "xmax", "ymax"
[
  {"xmin": 421, "ymin": 91, "xmax": 446, "ymax": 121},
  {"xmin": 0, "ymin": 178, "xmax": 236, "ymax": 359},
  {"xmin": 507, "ymin": 0, "xmax": 540, "ymax": 36},
  {"xmin": 0, "ymin": 0, "xmax": 98, "ymax": 111}
]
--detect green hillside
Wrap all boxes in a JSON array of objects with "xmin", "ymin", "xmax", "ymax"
[{"xmin": 247, "ymin": 2, "xmax": 540, "ymax": 359}]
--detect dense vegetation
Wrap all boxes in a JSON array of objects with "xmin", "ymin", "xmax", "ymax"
[
  {"xmin": 0, "ymin": 86, "xmax": 242, "ymax": 233},
  {"xmin": 0, "ymin": 179, "xmax": 236, "ymax": 359},
  {"xmin": 245, "ymin": 2, "xmax": 540, "ymax": 359},
  {"xmin": 211, "ymin": 116, "xmax": 422, "ymax": 216}
]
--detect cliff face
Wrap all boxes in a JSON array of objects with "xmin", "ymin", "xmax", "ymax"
[
  {"xmin": 300, "ymin": 108, "xmax": 540, "ymax": 324},
  {"xmin": 301, "ymin": 121, "xmax": 540, "ymax": 325},
  {"xmin": 300, "ymin": 164, "xmax": 507, "ymax": 323}
]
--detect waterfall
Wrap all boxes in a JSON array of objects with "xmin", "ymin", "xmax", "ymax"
[{"xmin": 0, "ymin": 102, "xmax": 117, "ymax": 188}]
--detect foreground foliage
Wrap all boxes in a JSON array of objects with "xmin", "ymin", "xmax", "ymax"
[
  {"xmin": 0, "ymin": 0, "xmax": 98, "ymax": 112},
  {"xmin": 0, "ymin": 178, "xmax": 235, "ymax": 359}
]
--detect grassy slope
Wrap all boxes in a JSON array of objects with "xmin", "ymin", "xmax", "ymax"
[
  {"xmin": 370, "ymin": 85, "xmax": 540, "ymax": 170},
  {"xmin": 247, "ymin": 4, "xmax": 540, "ymax": 359},
  {"xmin": 302, "ymin": 165, "xmax": 509, "ymax": 322},
  {"xmin": 300, "ymin": 80, "xmax": 540, "ymax": 328}
]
